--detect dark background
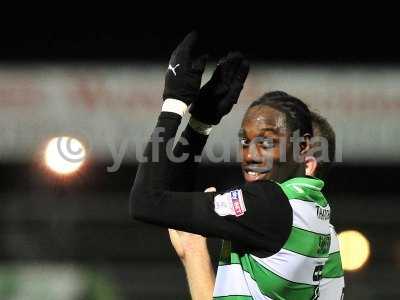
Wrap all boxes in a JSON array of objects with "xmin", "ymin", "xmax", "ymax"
[
  {"xmin": 0, "ymin": 18, "xmax": 399, "ymax": 299},
  {"xmin": 0, "ymin": 15, "xmax": 399, "ymax": 64}
]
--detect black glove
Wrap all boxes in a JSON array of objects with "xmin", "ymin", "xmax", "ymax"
[
  {"xmin": 189, "ymin": 52, "xmax": 249, "ymax": 125},
  {"xmin": 162, "ymin": 31, "xmax": 208, "ymax": 106}
]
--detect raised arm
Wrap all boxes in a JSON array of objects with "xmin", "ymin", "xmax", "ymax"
[
  {"xmin": 130, "ymin": 32, "xmax": 292, "ymax": 252},
  {"xmin": 168, "ymin": 52, "xmax": 250, "ymax": 300}
]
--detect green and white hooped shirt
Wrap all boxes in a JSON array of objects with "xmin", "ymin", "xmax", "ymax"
[
  {"xmin": 319, "ymin": 225, "xmax": 345, "ymax": 300},
  {"xmin": 213, "ymin": 177, "xmax": 332, "ymax": 300}
]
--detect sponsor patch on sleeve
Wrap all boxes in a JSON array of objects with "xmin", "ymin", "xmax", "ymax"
[{"xmin": 214, "ymin": 189, "xmax": 246, "ymax": 217}]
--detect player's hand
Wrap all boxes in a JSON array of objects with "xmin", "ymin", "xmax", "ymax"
[
  {"xmin": 189, "ymin": 52, "xmax": 250, "ymax": 125},
  {"xmin": 162, "ymin": 31, "xmax": 208, "ymax": 106}
]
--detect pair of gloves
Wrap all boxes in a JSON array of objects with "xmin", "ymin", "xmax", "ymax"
[{"xmin": 162, "ymin": 31, "xmax": 249, "ymax": 125}]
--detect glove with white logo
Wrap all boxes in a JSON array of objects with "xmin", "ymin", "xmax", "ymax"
[
  {"xmin": 162, "ymin": 31, "xmax": 208, "ymax": 106},
  {"xmin": 189, "ymin": 52, "xmax": 249, "ymax": 125}
]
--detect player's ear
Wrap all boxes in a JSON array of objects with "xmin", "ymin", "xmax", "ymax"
[
  {"xmin": 298, "ymin": 135, "xmax": 312, "ymax": 164},
  {"xmin": 299, "ymin": 135, "xmax": 311, "ymax": 155},
  {"xmin": 305, "ymin": 155, "xmax": 318, "ymax": 177}
]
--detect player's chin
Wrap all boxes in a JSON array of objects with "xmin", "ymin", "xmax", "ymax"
[{"xmin": 242, "ymin": 169, "xmax": 269, "ymax": 183}]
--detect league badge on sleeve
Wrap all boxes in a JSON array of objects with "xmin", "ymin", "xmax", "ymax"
[{"xmin": 214, "ymin": 189, "xmax": 246, "ymax": 217}]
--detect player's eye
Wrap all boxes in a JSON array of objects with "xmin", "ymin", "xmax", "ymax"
[
  {"xmin": 240, "ymin": 138, "xmax": 250, "ymax": 147},
  {"xmin": 259, "ymin": 138, "xmax": 274, "ymax": 149}
]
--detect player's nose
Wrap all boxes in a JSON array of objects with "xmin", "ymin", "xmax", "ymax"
[{"xmin": 243, "ymin": 146, "xmax": 263, "ymax": 164}]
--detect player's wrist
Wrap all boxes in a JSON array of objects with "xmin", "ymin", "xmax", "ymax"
[
  {"xmin": 189, "ymin": 116, "xmax": 213, "ymax": 135},
  {"xmin": 162, "ymin": 98, "xmax": 188, "ymax": 116},
  {"xmin": 189, "ymin": 102, "xmax": 223, "ymax": 125}
]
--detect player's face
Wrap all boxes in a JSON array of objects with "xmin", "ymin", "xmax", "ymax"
[{"xmin": 240, "ymin": 105, "xmax": 298, "ymax": 183}]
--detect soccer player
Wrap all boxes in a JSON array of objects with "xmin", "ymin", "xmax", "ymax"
[
  {"xmin": 130, "ymin": 32, "xmax": 331, "ymax": 299},
  {"xmin": 308, "ymin": 112, "xmax": 345, "ymax": 299},
  {"xmin": 169, "ymin": 111, "xmax": 345, "ymax": 300}
]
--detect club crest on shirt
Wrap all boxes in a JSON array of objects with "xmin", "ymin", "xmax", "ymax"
[{"xmin": 214, "ymin": 189, "xmax": 246, "ymax": 217}]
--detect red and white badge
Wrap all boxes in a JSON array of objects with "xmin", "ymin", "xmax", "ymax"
[{"xmin": 214, "ymin": 189, "xmax": 246, "ymax": 217}]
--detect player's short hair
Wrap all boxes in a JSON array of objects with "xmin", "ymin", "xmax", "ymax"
[
  {"xmin": 248, "ymin": 91, "xmax": 313, "ymax": 137},
  {"xmin": 310, "ymin": 111, "xmax": 336, "ymax": 180}
]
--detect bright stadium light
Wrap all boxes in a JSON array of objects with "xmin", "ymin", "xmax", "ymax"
[
  {"xmin": 338, "ymin": 230, "xmax": 370, "ymax": 271},
  {"xmin": 45, "ymin": 136, "xmax": 86, "ymax": 175}
]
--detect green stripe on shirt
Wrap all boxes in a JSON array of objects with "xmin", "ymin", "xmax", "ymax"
[
  {"xmin": 219, "ymin": 252, "xmax": 318, "ymax": 300},
  {"xmin": 322, "ymin": 251, "xmax": 344, "ymax": 278},
  {"xmin": 283, "ymin": 226, "xmax": 331, "ymax": 258}
]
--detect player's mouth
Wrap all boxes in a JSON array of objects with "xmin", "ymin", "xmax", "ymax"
[{"xmin": 242, "ymin": 166, "xmax": 269, "ymax": 182}]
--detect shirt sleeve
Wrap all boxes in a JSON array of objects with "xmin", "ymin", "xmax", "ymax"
[
  {"xmin": 168, "ymin": 122, "xmax": 208, "ymax": 192},
  {"xmin": 130, "ymin": 111, "xmax": 292, "ymax": 252}
]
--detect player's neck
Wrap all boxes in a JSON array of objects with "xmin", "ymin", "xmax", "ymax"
[{"xmin": 269, "ymin": 164, "xmax": 305, "ymax": 183}]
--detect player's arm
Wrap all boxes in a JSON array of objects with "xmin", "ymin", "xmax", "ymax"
[
  {"xmin": 179, "ymin": 233, "xmax": 214, "ymax": 300},
  {"xmin": 167, "ymin": 51, "xmax": 251, "ymax": 300},
  {"xmin": 167, "ymin": 121, "xmax": 215, "ymax": 300},
  {"xmin": 169, "ymin": 230, "xmax": 214, "ymax": 299},
  {"xmin": 167, "ymin": 116, "xmax": 215, "ymax": 300},
  {"xmin": 167, "ymin": 50, "xmax": 251, "ymax": 262},
  {"xmin": 130, "ymin": 32, "xmax": 292, "ymax": 252}
]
